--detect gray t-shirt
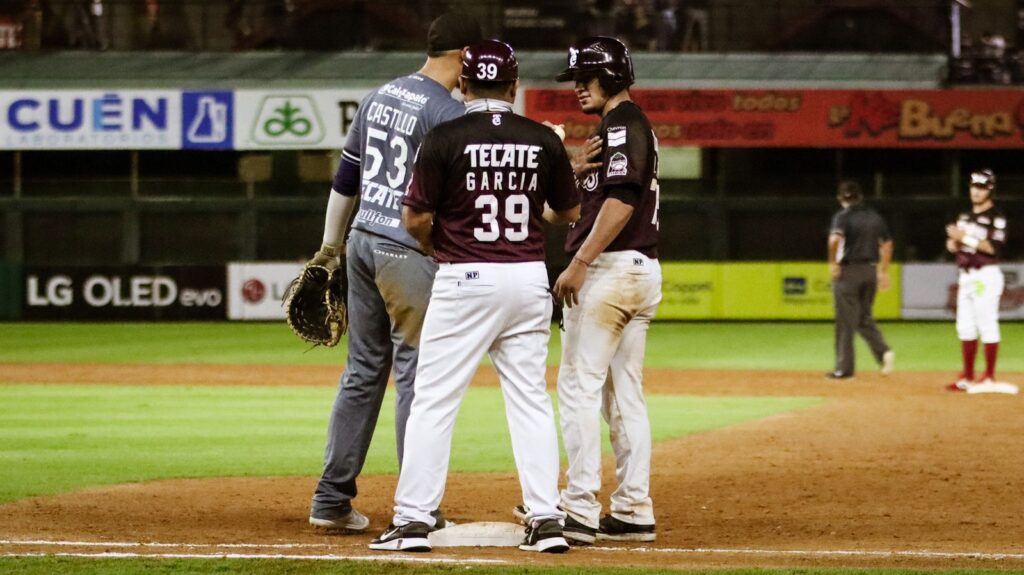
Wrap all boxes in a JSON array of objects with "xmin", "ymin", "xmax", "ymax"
[{"xmin": 338, "ymin": 73, "xmax": 465, "ymax": 248}]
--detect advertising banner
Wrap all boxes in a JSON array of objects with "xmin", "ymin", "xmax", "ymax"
[
  {"xmin": 658, "ymin": 262, "xmax": 901, "ymax": 320},
  {"xmin": 23, "ymin": 266, "xmax": 226, "ymax": 320},
  {"xmin": 900, "ymin": 263, "xmax": 1024, "ymax": 319},
  {"xmin": 658, "ymin": 263, "xmax": 718, "ymax": 319},
  {"xmin": 525, "ymin": 88, "xmax": 1024, "ymax": 149},
  {"xmin": 233, "ymin": 89, "xmax": 369, "ymax": 150},
  {"xmin": 227, "ymin": 262, "xmax": 304, "ymax": 320},
  {"xmin": 0, "ymin": 88, "xmax": 371, "ymax": 151},
  {"xmin": 1, "ymin": 90, "xmax": 183, "ymax": 150}
]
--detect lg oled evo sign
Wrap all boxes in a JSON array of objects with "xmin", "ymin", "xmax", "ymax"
[
  {"xmin": 0, "ymin": 89, "xmax": 369, "ymax": 150},
  {"xmin": 525, "ymin": 89, "xmax": 1024, "ymax": 149},
  {"xmin": 23, "ymin": 266, "xmax": 226, "ymax": 320}
]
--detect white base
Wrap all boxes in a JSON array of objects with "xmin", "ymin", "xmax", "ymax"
[
  {"xmin": 966, "ymin": 381, "xmax": 1019, "ymax": 395},
  {"xmin": 427, "ymin": 521, "xmax": 525, "ymax": 547}
]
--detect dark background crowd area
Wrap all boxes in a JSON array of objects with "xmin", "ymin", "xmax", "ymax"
[{"xmin": 0, "ymin": 0, "xmax": 1022, "ymax": 76}]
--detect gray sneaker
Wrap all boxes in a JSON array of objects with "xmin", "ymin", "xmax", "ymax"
[{"xmin": 309, "ymin": 508, "xmax": 370, "ymax": 532}]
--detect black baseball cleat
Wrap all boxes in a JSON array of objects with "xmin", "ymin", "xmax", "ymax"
[
  {"xmin": 430, "ymin": 509, "xmax": 455, "ymax": 531},
  {"xmin": 596, "ymin": 514, "xmax": 656, "ymax": 542},
  {"xmin": 825, "ymin": 370, "xmax": 854, "ymax": 380},
  {"xmin": 562, "ymin": 513, "xmax": 597, "ymax": 546},
  {"xmin": 368, "ymin": 522, "xmax": 432, "ymax": 552},
  {"xmin": 519, "ymin": 518, "xmax": 570, "ymax": 553}
]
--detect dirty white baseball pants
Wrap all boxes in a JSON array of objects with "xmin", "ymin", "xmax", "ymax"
[
  {"xmin": 558, "ymin": 251, "xmax": 662, "ymax": 528},
  {"xmin": 956, "ymin": 265, "xmax": 1004, "ymax": 343},
  {"xmin": 393, "ymin": 261, "xmax": 564, "ymax": 527}
]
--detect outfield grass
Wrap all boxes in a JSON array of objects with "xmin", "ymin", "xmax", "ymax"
[
  {"xmin": 2, "ymin": 321, "xmax": 1021, "ymax": 372},
  {"xmin": 0, "ymin": 383, "xmax": 818, "ymax": 503},
  {"xmin": 5, "ymin": 557, "xmax": 1019, "ymax": 575}
]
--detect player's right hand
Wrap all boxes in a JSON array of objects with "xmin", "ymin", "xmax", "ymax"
[
  {"xmin": 571, "ymin": 136, "xmax": 603, "ymax": 178},
  {"xmin": 554, "ymin": 260, "xmax": 587, "ymax": 308}
]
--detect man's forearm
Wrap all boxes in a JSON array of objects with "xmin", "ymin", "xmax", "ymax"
[
  {"xmin": 827, "ymin": 233, "xmax": 842, "ymax": 265},
  {"xmin": 401, "ymin": 206, "xmax": 435, "ymax": 254},
  {"xmin": 878, "ymin": 240, "xmax": 893, "ymax": 271},
  {"xmin": 573, "ymin": 198, "xmax": 633, "ymax": 264}
]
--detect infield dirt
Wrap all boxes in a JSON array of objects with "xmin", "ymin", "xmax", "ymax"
[{"xmin": 2, "ymin": 364, "xmax": 1022, "ymax": 571}]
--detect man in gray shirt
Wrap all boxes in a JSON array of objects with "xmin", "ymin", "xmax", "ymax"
[
  {"xmin": 827, "ymin": 180, "xmax": 895, "ymax": 379},
  {"xmin": 306, "ymin": 13, "xmax": 481, "ymax": 532}
]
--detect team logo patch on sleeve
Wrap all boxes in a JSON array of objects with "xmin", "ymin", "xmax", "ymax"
[
  {"xmin": 607, "ymin": 126, "xmax": 627, "ymax": 147},
  {"xmin": 607, "ymin": 152, "xmax": 628, "ymax": 177}
]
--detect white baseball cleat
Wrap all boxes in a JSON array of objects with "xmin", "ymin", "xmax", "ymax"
[{"xmin": 880, "ymin": 350, "xmax": 895, "ymax": 376}]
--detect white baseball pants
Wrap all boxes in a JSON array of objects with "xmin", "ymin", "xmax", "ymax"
[
  {"xmin": 558, "ymin": 251, "xmax": 662, "ymax": 528},
  {"xmin": 392, "ymin": 261, "xmax": 564, "ymax": 527},
  {"xmin": 956, "ymin": 265, "xmax": 1004, "ymax": 343}
]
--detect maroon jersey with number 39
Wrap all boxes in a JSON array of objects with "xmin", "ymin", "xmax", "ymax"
[{"xmin": 404, "ymin": 109, "xmax": 578, "ymax": 263}]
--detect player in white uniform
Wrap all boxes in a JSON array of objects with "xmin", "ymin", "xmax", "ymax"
[
  {"xmin": 945, "ymin": 169, "xmax": 1008, "ymax": 391},
  {"xmin": 367, "ymin": 40, "xmax": 580, "ymax": 553},
  {"xmin": 551, "ymin": 37, "xmax": 662, "ymax": 545}
]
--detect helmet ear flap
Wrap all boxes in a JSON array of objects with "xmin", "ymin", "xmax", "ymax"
[{"xmin": 596, "ymin": 70, "xmax": 628, "ymax": 95}]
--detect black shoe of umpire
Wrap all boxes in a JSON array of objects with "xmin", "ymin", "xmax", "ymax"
[
  {"xmin": 368, "ymin": 521, "xmax": 432, "ymax": 552},
  {"xmin": 519, "ymin": 518, "xmax": 570, "ymax": 553},
  {"xmin": 596, "ymin": 514, "xmax": 656, "ymax": 542},
  {"xmin": 563, "ymin": 513, "xmax": 597, "ymax": 546}
]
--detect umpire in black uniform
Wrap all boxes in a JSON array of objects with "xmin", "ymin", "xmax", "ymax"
[{"xmin": 827, "ymin": 180, "xmax": 895, "ymax": 379}]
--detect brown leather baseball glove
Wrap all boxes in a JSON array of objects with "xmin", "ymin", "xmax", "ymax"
[{"xmin": 283, "ymin": 264, "xmax": 347, "ymax": 347}]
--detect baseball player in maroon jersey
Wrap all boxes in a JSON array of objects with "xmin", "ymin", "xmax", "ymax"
[
  {"xmin": 945, "ymin": 169, "xmax": 1008, "ymax": 391},
  {"xmin": 368, "ymin": 40, "xmax": 580, "ymax": 554},
  {"xmin": 552, "ymin": 36, "xmax": 662, "ymax": 545}
]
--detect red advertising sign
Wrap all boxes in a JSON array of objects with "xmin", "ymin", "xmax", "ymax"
[{"xmin": 525, "ymin": 88, "xmax": 1024, "ymax": 148}]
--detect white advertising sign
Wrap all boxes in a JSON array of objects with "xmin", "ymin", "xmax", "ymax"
[
  {"xmin": 1, "ymin": 90, "xmax": 182, "ymax": 149},
  {"xmin": 227, "ymin": 262, "xmax": 304, "ymax": 320},
  {"xmin": 901, "ymin": 263, "xmax": 1024, "ymax": 320},
  {"xmin": 234, "ymin": 89, "xmax": 369, "ymax": 150}
]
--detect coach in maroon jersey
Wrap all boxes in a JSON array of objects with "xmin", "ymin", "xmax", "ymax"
[
  {"xmin": 551, "ymin": 36, "xmax": 663, "ymax": 545},
  {"xmin": 368, "ymin": 39, "xmax": 579, "ymax": 554}
]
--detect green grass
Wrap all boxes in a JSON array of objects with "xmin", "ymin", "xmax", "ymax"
[
  {"xmin": 3, "ymin": 558, "xmax": 1019, "ymax": 575},
  {"xmin": 0, "ymin": 383, "xmax": 819, "ymax": 503},
  {"xmin": 3, "ymin": 321, "xmax": 1021, "ymax": 373}
]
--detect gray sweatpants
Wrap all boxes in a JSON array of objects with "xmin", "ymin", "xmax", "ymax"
[
  {"xmin": 310, "ymin": 229, "xmax": 437, "ymax": 519},
  {"xmin": 832, "ymin": 263, "xmax": 890, "ymax": 375}
]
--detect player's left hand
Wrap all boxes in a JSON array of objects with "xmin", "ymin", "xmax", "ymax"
[
  {"xmin": 554, "ymin": 260, "xmax": 587, "ymax": 308},
  {"xmin": 946, "ymin": 224, "xmax": 964, "ymax": 242},
  {"xmin": 829, "ymin": 262, "xmax": 841, "ymax": 281}
]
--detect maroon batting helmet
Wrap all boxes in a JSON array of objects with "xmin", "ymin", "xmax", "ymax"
[
  {"xmin": 556, "ymin": 36, "xmax": 634, "ymax": 94},
  {"xmin": 461, "ymin": 39, "xmax": 519, "ymax": 83}
]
